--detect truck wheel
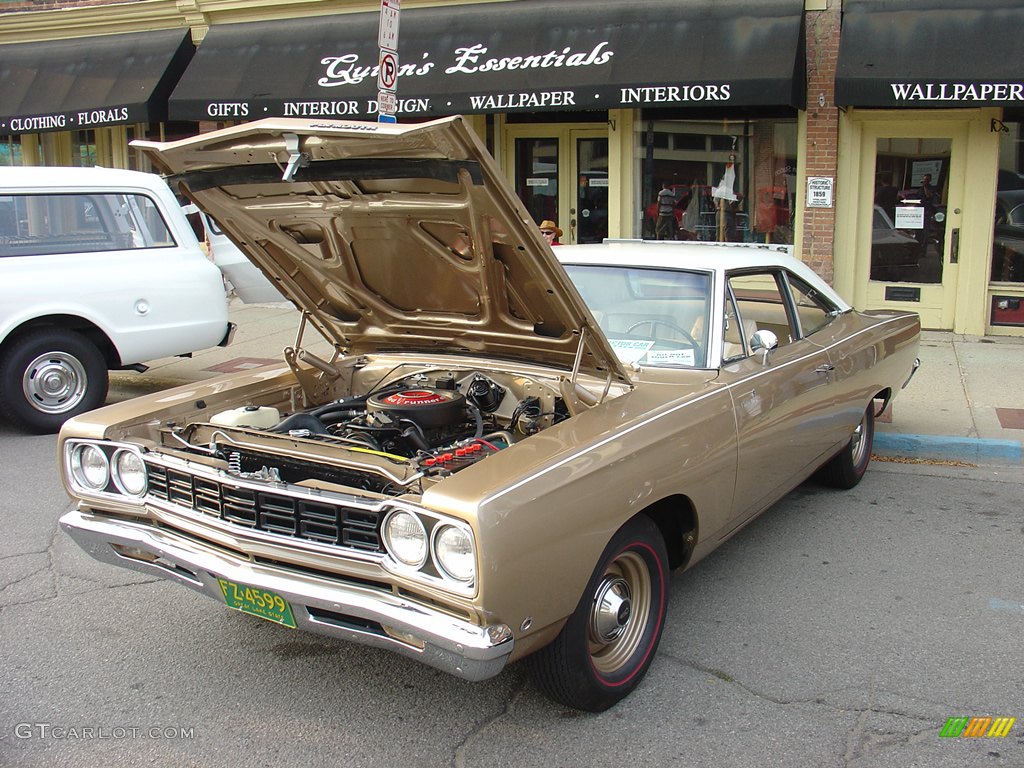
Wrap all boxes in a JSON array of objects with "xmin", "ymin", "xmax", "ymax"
[
  {"xmin": 529, "ymin": 515, "xmax": 669, "ymax": 711},
  {"xmin": 0, "ymin": 329, "xmax": 108, "ymax": 433},
  {"xmin": 819, "ymin": 403, "xmax": 875, "ymax": 489}
]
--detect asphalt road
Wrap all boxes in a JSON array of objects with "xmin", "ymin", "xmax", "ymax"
[{"xmin": 1, "ymin": 419, "xmax": 1022, "ymax": 768}]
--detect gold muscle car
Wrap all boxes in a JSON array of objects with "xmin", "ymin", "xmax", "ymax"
[{"xmin": 58, "ymin": 117, "xmax": 920, "ymax": 711}]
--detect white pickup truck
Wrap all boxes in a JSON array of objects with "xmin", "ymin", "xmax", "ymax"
[{"xmin": 0, "ymin": 166, "xmax": 233, "ymax": 432}]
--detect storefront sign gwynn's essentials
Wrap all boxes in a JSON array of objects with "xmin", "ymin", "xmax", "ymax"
[
  {"xmin": 164, "ymin": 1, "xmax": 806, "ymax": 123},
  {"xmin": 319, "ymin": 42, "xmax": 614, "ymax": 88}
]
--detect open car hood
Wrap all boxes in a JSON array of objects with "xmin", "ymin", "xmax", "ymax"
[{"xmin": 135, "ymin": 117, "xmax": 629, "ymax": 386}]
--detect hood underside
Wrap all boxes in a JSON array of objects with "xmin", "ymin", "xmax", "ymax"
[{"xmin": 135, "ymin": 116, "xmax": 629, "ymax": 385}]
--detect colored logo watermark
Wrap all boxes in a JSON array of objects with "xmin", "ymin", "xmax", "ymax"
[{"xmin": 940, "ymin": 716, "xmax": 1016, "ymax": 738}]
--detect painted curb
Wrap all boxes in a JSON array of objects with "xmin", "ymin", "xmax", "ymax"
[{"xmin": 874, "ymin": 432, "xmax": 1023, "ymax": 465}]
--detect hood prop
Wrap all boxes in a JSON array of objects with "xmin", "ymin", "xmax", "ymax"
[
  {"xmin": 559, "ymin": 325, "xmax": 614, "ymax": 415},
  {"xmin": 283, "ymin": 311, "xmax": 366, "ymax": 405}
]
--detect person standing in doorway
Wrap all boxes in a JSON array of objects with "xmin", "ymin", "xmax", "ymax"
[
  {"xmin": 655, "ymin": 181, "xmax": 677, "ymax": 240},
  {"xmin": 918, "ymin": 173, "xmax": 939, "ymax": 219},
  {"xmin": 538, "ymin": 220, "xmax": 562, "ymax": 246},
  {"xmin": 916, "ymin": 173, "xmax": 941, "ymax": 256}
]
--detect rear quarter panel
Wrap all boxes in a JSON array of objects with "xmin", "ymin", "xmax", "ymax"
[{"xmin": 815, "ymin": 309, "xmax": 921, "ymax": 435}]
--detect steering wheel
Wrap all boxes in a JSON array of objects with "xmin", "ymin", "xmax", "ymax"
[{"xmin": 626, "ymin": 319, "xmax": 701, "ymax": 353}]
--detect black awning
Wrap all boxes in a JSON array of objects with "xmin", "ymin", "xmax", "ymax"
[
  {"xmin": 837, "ymin": 0, "xmax": 1024, "ymax": 108},
  {"xmin": 169, "ymin": 0, "xmax": 805, "ymax": 122},
  {"xmin": 0, "ymin": 29, "xmax": 194, "ymax": 136}
]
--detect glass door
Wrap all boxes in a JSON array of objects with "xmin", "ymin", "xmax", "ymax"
[
  {"xmin": 514, "ymin": 137, "xmax": 559, "ymax": 235},
  {"xmin": 574, "ymin": 134, "xmax": 609, "ymax": 244},
  {"xmin": 506, "ymin": 126, "xmax": 609, "ymax": 245},
  {"xmin": 858, "ymin": 124, "xmax": 966, "ymax": 328}
]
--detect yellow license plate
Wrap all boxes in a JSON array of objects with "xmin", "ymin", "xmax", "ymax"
[{"xmin": 217, "ymin": 578, "xmax": 296, "ymax": 629}]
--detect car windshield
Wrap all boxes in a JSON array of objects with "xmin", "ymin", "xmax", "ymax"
[{"xmin": 563, "ymin": 264, "xmax": 711, "ymax": 369}]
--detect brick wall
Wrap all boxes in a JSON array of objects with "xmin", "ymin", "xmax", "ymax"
[{"xmin": 801, "ymin": 0, "xmax": 841, "ymax": 283}]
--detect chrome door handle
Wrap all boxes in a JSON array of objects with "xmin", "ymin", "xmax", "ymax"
[{"xmin": 815, "ymin": 364, "xmax": 835, "ymax": 373}]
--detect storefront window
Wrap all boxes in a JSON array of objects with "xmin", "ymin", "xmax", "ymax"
[
  {"xmin": 1, "ymin": 136, "xmax": 23, "ymax": 166},
  {"xmin": 637, "ymin": 118, "xmax": 796, "ymax": 244},
  {"xmin": 992, "ymin": 120, "xmax": 1024, "ymax": 285},
  {"xmin": 128, "ymin": 124, "xmax": 155, "ymax": 172},
  {"xmin": 129, "ymin": 123, "xmax": 202, "ymax": 171},
  {"xmin": 72, "ymin": 130, "xmax": 97, "ymax": 167}
]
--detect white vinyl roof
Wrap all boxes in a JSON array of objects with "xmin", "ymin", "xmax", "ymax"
[{"xmin": 556, "ymin": 240, "xmax": 852, "ymax": 312}]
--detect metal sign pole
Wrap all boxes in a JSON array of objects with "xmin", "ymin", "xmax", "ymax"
[{"xmin": 377, "ymin": 0, "xmax": 400, "ymax": 123}]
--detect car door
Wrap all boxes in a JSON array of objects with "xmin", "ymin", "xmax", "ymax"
[{"xmin": 718, "ymin": 269, "xmax": 841, "ymax": 529}]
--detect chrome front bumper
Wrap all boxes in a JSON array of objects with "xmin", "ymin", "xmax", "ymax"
[{"xmin": 59, "ymin": 508, "xmax": 513, "ymax": 682}]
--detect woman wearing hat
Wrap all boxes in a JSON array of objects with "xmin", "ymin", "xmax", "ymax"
[{"xmin": 538, "ymin": 220, "xmax": 563, "ymax": 246}]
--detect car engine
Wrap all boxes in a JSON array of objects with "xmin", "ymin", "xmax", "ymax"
[{"xmin": 160, "ymin": 369, "xmax": 570, "ymax": 497}]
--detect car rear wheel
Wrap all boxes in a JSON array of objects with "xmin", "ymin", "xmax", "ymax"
[
  {"xmin": 529, "ymin": 515, "xmax": 669, "ymax": 712},
  {"xmin": 819, "ymin": 403, "xmax": 875, "ymax": 489},
  {"xmin": 0, "ymin": 329, "xmax": 108, "ymax": 433}
]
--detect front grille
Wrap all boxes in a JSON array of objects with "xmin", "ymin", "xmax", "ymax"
[{"xmin": 146, "ymin": 462, "xmax": 383, "ymax": 552}]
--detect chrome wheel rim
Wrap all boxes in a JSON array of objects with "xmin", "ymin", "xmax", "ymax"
[
  {"xmin": 22, "ymin": 351, "xmax": 88, "ymax": 414},
  {"xmin": 588, "ymin": 551, "xmax": 651, "ymax": 675},
  {"xmin": 850, "ymin": 410, "xmax": 869, "ymax": 467}
]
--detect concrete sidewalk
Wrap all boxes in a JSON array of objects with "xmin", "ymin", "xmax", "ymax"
[
  {"xmin": 109, "ymin": 299, "xmax": 1024, "ymax": 466},
  {"xmin": 871, "ymin": 331, "xmax": 1024, "ymax": 465}
]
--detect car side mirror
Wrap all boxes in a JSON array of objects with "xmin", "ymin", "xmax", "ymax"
[{"xmin": 749, "ymin": 329, "xmax": 779, "ymax": 365}]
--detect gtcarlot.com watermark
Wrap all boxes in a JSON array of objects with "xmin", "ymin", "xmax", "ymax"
[{"xmin": 13, "ymin": 723, "xmax": 195, "ymax": 741}]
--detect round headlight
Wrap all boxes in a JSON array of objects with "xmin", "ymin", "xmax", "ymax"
[
  {"xmin": 71, "ymin": 444, "xmax": 109, "ymax": 490},
  {"xmin": 433, "ymin": 524, "xmax": 475, "ymax": 583},
  {"xmin": 383, "ymin": 510, "xmax": 427, "ymax": 568},
  {"xmin": 112, "ymin": 449, "xmax": 147, "ymax": 496}
]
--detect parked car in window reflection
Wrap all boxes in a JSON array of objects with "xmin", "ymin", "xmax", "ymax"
[
  {"xmin": 992, "ymin": 190, "xmax": 1024, "ymax": 282},
  {"xmin": 870, "ymin": 205, "xmax": 920, "ymax": 281}
]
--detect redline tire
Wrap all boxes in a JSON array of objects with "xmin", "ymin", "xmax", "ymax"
[{"xmin": 528, "ymin": 515, "xmax": 669, "ymax": 711}]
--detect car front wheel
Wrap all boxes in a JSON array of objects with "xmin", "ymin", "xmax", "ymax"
[
  {"xmin": 0, "ymin": 329, "xmax": 108, "ymax": 433},
  {"xmin": 529, "ymin": 515, "xmax": 669, "ymax": 711}
]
